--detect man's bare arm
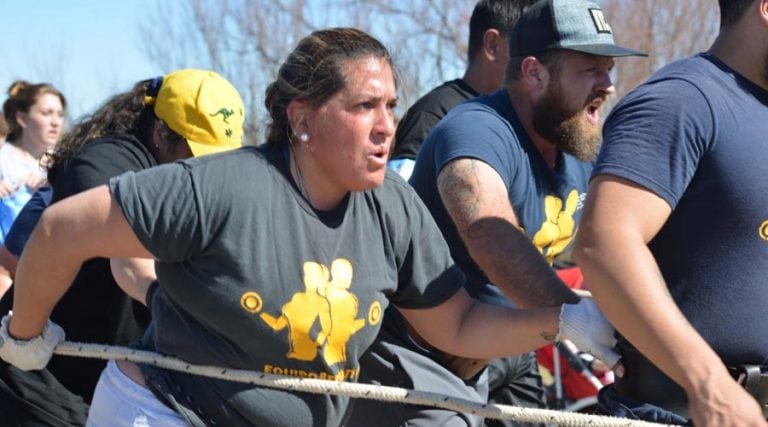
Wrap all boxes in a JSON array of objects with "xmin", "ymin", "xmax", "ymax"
[
  {"xmin": 574, "ymin": 175, "xmax": 765, "ymax": 427},
  {"xmin": 438, "ymin": 158, "xmax": 578, "ymax": 308}
]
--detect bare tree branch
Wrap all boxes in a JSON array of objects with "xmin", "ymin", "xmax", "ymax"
[
  {"xmin": 141, "ymin": 0, "xmax": 719, "ymax": 144},
  {"xmin": 602, "ymin": 0, "xmax": 719, "ymax": 111}
]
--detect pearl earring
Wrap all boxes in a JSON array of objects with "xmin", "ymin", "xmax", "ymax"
[{"xmin": 299, "ymin": 133, "xmax": 309, "ymax": 142}]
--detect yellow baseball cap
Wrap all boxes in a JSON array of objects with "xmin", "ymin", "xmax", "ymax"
[{"xmin": 153, "ymin": 69, "xmax": 245, "ymax": 157}]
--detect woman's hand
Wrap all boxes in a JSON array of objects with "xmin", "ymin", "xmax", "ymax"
[
  {"xmin": 23, "ymin": 174, "xmax": 48, "ymax": 192},
  {"xmin": 0, "ymin": 180, "xmax": 19, "ymax": 198}
]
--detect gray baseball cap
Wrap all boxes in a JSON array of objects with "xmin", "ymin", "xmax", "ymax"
[{"xmin": 509, "ymin": 0, "xmax": 647, "ymax": 57}]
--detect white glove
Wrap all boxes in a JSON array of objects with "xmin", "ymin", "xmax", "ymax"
[
  {"xmin": 557, "ymin": 299, "xmax": 620, "ymax": 368},
  {"xmin": 0, "ymin": 312, "xmax": 65, "ymax": 371}
]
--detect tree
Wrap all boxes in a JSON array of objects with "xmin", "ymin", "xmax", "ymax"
[
  {"xmin": 143, "ymin": 0, "xmax": 476, "ymax": 143},
  {"xmin": 142, "ymin": 0, "xmax": 719, "ymax": 144},
  {"xmin": 601, "ymin": 0, "xmax": 719, "ymax": 111}
]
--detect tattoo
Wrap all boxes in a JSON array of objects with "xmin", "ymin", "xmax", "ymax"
[
  {"xmin": 438, "ymin": 159, "xmax": 483, "ymax": 231},
  {"xmin": 438, "ymin": 159, "xmax": 579, "ymax": 308}
]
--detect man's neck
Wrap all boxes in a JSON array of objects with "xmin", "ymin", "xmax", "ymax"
[
  {"xmin": 463, "ymin": 63, "xmax": 501, "ymax": 95},
  {"xmin": 505, "ymin": 87, "xmax": 559, "ymax": 169},
  {"xmin": 709, "ymin": 27, "xmax": 768, "ymax": 91}
]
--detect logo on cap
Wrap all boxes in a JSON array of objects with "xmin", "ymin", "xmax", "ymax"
[
  {"xmin": 589, "ymin": 8, "xmax": 612, "ymax": 34},
  {"xmin": 210, "ymin": 107, "xmax": 238, "ymax": 138},
  {"xmin": 210, "ymin": 108, "xmax": 236, "ymax": 124}
]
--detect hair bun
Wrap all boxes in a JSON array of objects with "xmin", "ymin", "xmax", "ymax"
[{"xmin": 8, "ymin": 81, "xmax": 29, "ymax": 97}]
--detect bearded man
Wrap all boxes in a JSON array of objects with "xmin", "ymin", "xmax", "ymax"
[{"xmin": 350, "ymin": 1, "xmax": 645, "ymax": 426}]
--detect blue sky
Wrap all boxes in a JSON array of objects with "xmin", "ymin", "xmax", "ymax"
[
  {"xmin": 0, "ymin": 0, "xmax": 468, "ymax": 131},
  {"xmin": 0, "ymin": 0, "xmax": 163, "ymax": 120}
]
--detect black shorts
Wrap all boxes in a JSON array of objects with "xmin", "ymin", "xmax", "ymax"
[{"xmin": 0, "ymin": 361, "xmax": 89, "ymax": 427}]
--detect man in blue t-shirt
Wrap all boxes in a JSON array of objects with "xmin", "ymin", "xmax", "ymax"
[
  {"xmin": 388, "ymin": 0, "xmax": 535, "ymax": 182},
  {"xmin": 353, "ymin": 1, "xmax": 645, "ymax": 426},
  {"xmin": 574, "ymin": 0, "xmax": 768, "ymax": 425}
]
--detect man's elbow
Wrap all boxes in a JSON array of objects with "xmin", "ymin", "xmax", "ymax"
[
  {"xmin": 32, "ymin": 204, "xmax": 75, "ymax": 250},
  {"xmin": 572, "ymin": 230, "xmax": 595, "ymax": 268},
  {"xmin": 572, "ymin": 227, "xmax": 617, "ymax": 282},
  {"xmin": 36, "ymin": 207, "xmax": 60, "ymax": 240}
]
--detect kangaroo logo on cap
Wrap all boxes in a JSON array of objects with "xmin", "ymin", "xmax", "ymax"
[
  {"xmin": 210, "ymin": 108, "xmax": 235, "ymax": 124},
  {"xmin": 589, "ymin": 8, "xmax": 612, "ymax": 34}
]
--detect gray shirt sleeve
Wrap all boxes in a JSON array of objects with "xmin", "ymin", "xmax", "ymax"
[{"xmin": 109, "ymin": 161, "xmax": 215, "ymax": 262}]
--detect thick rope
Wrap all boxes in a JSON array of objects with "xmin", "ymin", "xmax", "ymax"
[{"xmin": 53, "ymin": 341, "xmax": 673, "ymax": 427}]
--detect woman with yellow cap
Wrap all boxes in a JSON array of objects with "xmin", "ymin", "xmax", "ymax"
[{"xmin": 0, "ymin": 69, "xmax": 244, "ymax": 426}]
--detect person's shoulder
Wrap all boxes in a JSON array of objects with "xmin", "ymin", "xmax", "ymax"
[
  {"xmin": 370, "ymin": 171, "xmax": 439, "ymax": 230},
  {"xmin": 430, "ymin": 78, "xmax": 478, "ymax": 99},
  {"xmin": 0, "ymin": 141, "xmax": 15, "ymax": 156},
  {"xmin": 457, "ymin": 89, "xmax": 506, "ymax": 112},
  {"xmin": 53, "ymin": 134, "xmax": 156, "ymax": 197},
  {"xmin": 613, "ymin": 55, "xmax": 714, "ymax": 112},
  {"xmin": 436, "ymin": 90, "xmax": 509, "ymax": 130},
  {"xmin": 418, "ymin": 91, "xmax": 515, "ymax": 160},
  {"xmin": 406, "ymin": 79, "xmax": 476, "ymax": 114},
  {"xmin": 0, "ymin": 142, "xmax": 24, "ymax": 161},
  {"xmin": 179, "ymin": 145, "xmax": 272, "ymax": 181},
  {"xmin": 84, "ymin": 134, "xmax": 144, "ymax": 148},
  {"xmin": 641, "ymin": 54, "xmax": 721, "ymax": 93},
  {"xmin": 77, "ymin": 134, "xmax": 153, "ymax": 162},
  {"xmin": 372, "ymin": 169, "xmax": 421, "ymax": 206},
  {"xmin": 182, "ymin": 144, "xmax": 261, "ymax": 166}
]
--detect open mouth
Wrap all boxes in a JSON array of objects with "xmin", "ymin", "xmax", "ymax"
[
  {"xmin": 369, "ymin": 146, "xmax": 389, "ymax": 166},
  {"xmin": 585, "ymin": 97, "xmax": 604, "ymax": 124}
]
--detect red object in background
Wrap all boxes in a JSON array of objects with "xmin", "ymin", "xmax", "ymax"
[
  {"xmin": 555, "ymin": 265, "xmax": 584, "ymax": 290},
  {"xmin": 536, "ymin": 344, "xmax": 610, "ymax": 400},
  {"xmin": 536, "ymin": 266, "xmax": 612, "ymax": 401}
]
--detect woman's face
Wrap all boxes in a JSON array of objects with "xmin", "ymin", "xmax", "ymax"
[
  {"xmin": 306, "ymin": 56, "xmax": 397, "ymax": 195},
  {"xmin": 17, "ymin": 92, "xmax": 65, "ymax": 150}
]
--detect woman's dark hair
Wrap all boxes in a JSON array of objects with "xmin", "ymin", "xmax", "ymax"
[
  {"xmin": 264, "ymin": 27, "xmax": 395, "ymax": 145},
  {"xmin": 2, "ymin": 81, "xmax": 67, "ymax": 143},
  {"xmin": 46, "ymin": 79, "xmax": 183, "ymax": 183}
]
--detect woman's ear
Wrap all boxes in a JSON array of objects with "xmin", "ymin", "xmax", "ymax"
[
  {"xmin": 150, "ymin": 120, "xmax": 163, "ymax": 149},
  {"xmin": 15, "ymin": 111, "xmax": 27, "ymax": 129},
  {"xmin": 286, "ymin": 99, "xmax": 309, "ymax": 136}
]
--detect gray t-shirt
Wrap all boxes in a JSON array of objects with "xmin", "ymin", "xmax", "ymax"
[{"xmin": 109, "ymin": 143, "xmax": 465, "ymax": 426}]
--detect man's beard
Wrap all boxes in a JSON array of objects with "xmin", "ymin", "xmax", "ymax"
[{"xmin": 531, "ymin": 81, "xmax": 604, "ymax": 162}]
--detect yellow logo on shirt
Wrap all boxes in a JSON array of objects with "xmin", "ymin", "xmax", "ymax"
[
  {"xmin": 759, "ymin": 220, "xmax": 768, "ymax": 241},
  {"xmin": 532, "ymin": 190, "xmax": 580, "ymax": 264},
  {"xmin": 252, "ymin": 258, "xmax": 371, "ymax": 366},
  {"xmin": 241, "ymin": 292, "xmax": 263, "ymax": 313}
]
